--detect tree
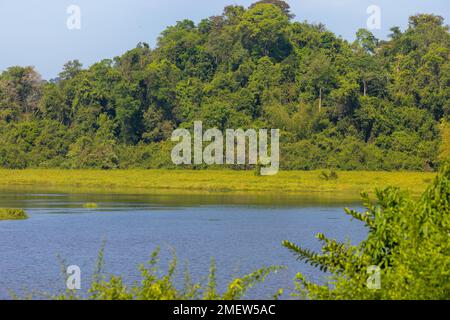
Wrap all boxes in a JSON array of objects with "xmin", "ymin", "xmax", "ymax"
[
  {"xmin": 39, "ymin": 83, "xmax": 71, "ymax": 124},
  {"xmin": 238, "ymin": 3, "xmax": 291, "ymax": 59},
  {"xmin": 249, "ymin": 0, "xmax": 295, "ymax": 19},
  {"xmin": 68, "ymin": 114, "xmax": 118, "ymax": 169},
  {"xmin": 59, "ymin": 60, "xmax": 83, "ymax": 81},
  {"xmin": 0, "ymin": 66, "xmax": 42, "ymax": 120},
  {"xmin": 409, "ymin": 14, "xmax": 445, "ymax": 29},
  {"xmin": 300, "ymin": 53, "xmax": 336, "ymax": 112},
  {"xmin": 355, "ymin": 29, "xmax": 379, "ymax": 54}
]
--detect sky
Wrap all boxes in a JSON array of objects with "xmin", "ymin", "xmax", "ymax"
[{"xmin": 0, "ymin": 0, "xmax": 448, "ymax": 80}]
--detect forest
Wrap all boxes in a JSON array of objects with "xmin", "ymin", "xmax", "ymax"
[{"xmin": 0, "ymin": 0, "xmax": 449, "ymax": 171}]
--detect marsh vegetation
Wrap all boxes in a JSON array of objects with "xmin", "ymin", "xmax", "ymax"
[
  {"xmin": 0, "ymin": 208, "xmax": 28, "ymax": 220},
  {"xmin": 0, "ymin": 169, "xmax": 435, "ymax": 197}
]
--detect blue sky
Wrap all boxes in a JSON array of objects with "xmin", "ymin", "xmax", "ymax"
[{"xmin": 0, "ymin": 0, "xmax": 448, "ymax": 79}]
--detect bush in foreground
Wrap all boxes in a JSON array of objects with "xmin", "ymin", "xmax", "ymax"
[
  {"xmin": 53, "ymin": 247, "xmax": 282, "ymax": 300},
  {"xmin": 283, "ymin": 166, "xmax": 450, "ymax": 299}
]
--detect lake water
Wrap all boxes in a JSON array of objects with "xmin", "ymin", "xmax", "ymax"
[{"xmin": 0, "ymin": 190, "xmax": 367, "ymax": 299}]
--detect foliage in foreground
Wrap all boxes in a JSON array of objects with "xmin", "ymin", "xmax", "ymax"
[
  {"xmin": 0, "ymin": 208, "xmax": 28, "ymax": 220},
  {"xmin": 283, "ymin": 166, "xmax": 450, "ymax": 299},
  {"xmin": 54, "ymin": 247, "xmax": 281, "ymax": 300}
]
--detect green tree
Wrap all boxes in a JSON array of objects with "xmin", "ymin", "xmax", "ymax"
[
  {"xmin": 59, "ymin": 60, "xmax": 83, "ymax": 81},
  {"xmin": 238, "ymin": 3, "xmax": 291, "ymax": 59}
]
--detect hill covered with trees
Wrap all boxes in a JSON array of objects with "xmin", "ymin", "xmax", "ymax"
[{"xmin": 0, "ymin": 0, "xmax": 448, "ymax": 170}]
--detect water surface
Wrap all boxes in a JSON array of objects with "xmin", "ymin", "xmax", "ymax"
[{"xmin": 0, "ymin": 190, "xmax": 367, "ymax": 299}]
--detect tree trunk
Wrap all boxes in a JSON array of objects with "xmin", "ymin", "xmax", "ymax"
[
  {"xmin": 363, "ymin": 79, "xmax": 367, "ymax": 96},
  {"xmin": 319, "ymin": 88, "xmax": 322, "ymax": 112}
]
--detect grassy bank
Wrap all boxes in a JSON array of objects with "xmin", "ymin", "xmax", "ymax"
[
  {"xmin": 0, "ymin": 208, "xmax": 28, "ymax": 220},
  {"xmin": 0, "ymin": 169, "xmax": 435, "ymax": 197}
]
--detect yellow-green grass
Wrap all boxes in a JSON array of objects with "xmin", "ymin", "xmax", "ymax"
[
  {"xmin": 0, "ymin": 169, "xmax": 435, "ymax": 198},
  {"xmin": 0, "ymin": 208, "xmax": 28, "ymax": 220},
  {"xmin": 83, "ymin": 203, "xmax": 99, "ymax": 209}
]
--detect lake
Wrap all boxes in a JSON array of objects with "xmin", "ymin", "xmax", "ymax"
[{"xmin": 0, "ymin": 189, "xmax": 367, "ymax": 299}]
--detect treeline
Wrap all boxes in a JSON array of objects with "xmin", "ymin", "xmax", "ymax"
[{"xmin": 0, "ymin": 0, "xmax": 449, "ymax": 170}]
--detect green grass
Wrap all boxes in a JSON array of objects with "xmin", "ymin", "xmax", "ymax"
[
  {"xmin": 0, "ymin": 208, "xmax": 28, "ymax": 220},
  {"xmin": 83, "ymin": 202, "xmax": 99, "ymax": 209},
  {"xmin": 0, "ymin": 169, "xmax": 435, "ymax": 198}
]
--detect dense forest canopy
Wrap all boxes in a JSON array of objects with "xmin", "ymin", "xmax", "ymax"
[{"xmin": 0, "ymin": 1, "xmax": 449, "ymax": 170}]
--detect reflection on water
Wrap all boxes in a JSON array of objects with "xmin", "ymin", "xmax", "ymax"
[
  {"xmin": 0, "ymin": 188, "xmax": 367, "ymax": 299},
  {"xmin": 0, "ymin": 186, "xmax": 363, "ymax": 209}
]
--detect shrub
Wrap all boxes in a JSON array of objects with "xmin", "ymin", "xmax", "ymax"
[
  {"xmin": 53, "ymin": 247, "xmax": 282, "ymax": 300},
  {"xmin": 283, "ymin": 166, "xmax": 450, "ymax": 299},
  {"xmin": 319, "ymin": 170, "xmax": 338, "ymax": 181}
]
